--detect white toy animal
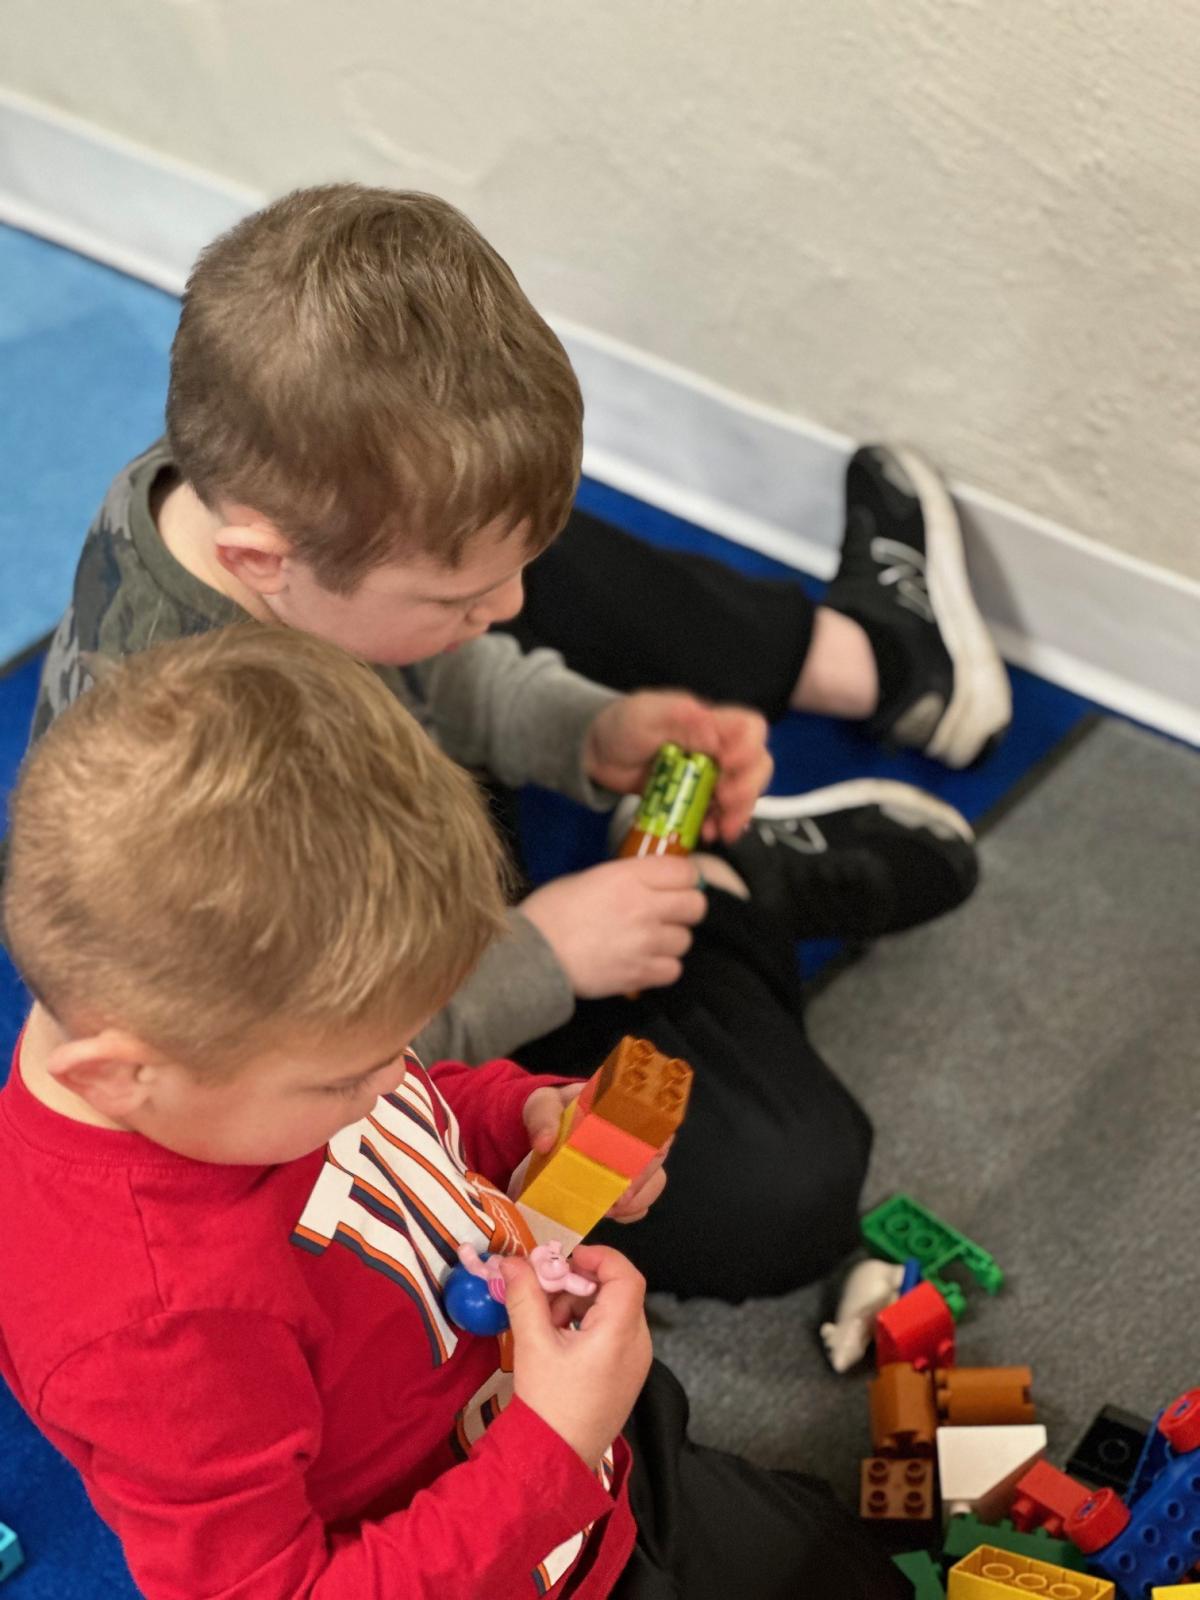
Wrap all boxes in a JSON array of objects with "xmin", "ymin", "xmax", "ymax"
[{"xmin": 819, "ymin": 1259, "xmax": 905, "ymax": 1372}]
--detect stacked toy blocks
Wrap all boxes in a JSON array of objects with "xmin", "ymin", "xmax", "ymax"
[{"xmin": 514, "ymin": 1036, "xmax": 692, "ymax": 1249}]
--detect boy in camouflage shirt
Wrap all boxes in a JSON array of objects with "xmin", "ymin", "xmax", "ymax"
[{"xmin": 29, "ymin": 184, "xmax": 981, "ymax": 1303}]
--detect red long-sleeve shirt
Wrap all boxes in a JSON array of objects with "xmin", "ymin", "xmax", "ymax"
[{"xmin": 0, "ymin": 1043, "xmax": 636, "ymax": 1598}]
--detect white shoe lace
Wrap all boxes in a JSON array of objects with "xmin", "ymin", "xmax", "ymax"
[{"xmin": 870, "ymin": 536, "xmax": 934, "ymax": 624}]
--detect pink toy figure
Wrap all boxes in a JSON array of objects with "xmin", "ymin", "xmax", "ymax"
[
  {"xmin": 455, "ymin": 1241, "xmax": 597, "ymax": 1304},
  {"xmin": 528, "ymin": 1242, "xmax": 598, "ymax": 1298}
]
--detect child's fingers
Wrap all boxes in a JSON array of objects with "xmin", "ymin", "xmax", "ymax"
[
  {"xmin": 522, "ymin": 1084, "xmax": 582, "ymax": 1151},
  {"xmin": 628, "ymin": 854, "xmax": 704, "ymax": 890},
  {"xmin": 566, "ymin": 1246, "xmax": 648, "ymax": 1321},
  {"xmin": 498, "ymin": 1256, "xmax": 555, "ymax": 1344},
  {"xmin": 652, "ymin": 887, "xmax": 708, "ymax": 927},
  {"xmin": 607, "ymin": 1163, "xmax": 668, "ymax": 1222}
]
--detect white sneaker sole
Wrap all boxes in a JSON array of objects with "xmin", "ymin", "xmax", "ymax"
[
  {"xmin": 754, "ymin": 779, "xmax": 974, "ymax": 843},
  {"xmin": 888, "ymin": 445, "xmax": 1013, "ymax": 769}
]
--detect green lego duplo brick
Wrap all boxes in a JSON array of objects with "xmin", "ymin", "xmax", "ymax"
[
  {"xmin": 941, "ymin": 1514, "xmax": 1086, "ymax": 1572},
  {"xmin": 894, "ymin": 1548, "xmax": 946, "ymax": 1599},
  {"xmin": 861, "ymin": 1195, "xmax": 1003, "ymax": 1321}
]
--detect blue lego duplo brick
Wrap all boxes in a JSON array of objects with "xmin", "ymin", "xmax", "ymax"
[
  {"xmin": 1083, "ymin": 1448, "xmax": 1200, "ymax": 1593},
  {"xmin": 0, "ymin": 1521, "xmax": 23, "ymax": 1581}
]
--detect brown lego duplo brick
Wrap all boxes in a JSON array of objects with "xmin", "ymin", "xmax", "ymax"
[
  {"xmin": 590, "ymin": 1036, "xmax": 693, "ymax": 1148},
  {"xmin": 870, "ymin": 1363, "xmax": 937, "ymax": 1457},
  {"xmin": 936, "ymin": 1366, "xmax": 1036, "ymax": 1427},
  {"xmin": 860, "ymin": 1457, "xmax": 935, "ymax": 1526}
]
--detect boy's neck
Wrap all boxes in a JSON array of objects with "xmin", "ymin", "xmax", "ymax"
[
  {"xmin": 155, "ymin": 477, "xmax": 274, "ymax": 623},
  {"xmin": 19, "ymin": 1004, "xmax": 125, "ymax": 1131}
]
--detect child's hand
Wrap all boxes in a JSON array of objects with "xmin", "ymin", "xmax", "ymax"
[
  {"xmin": 500, "ymin": 1245, "xmax": 652, "ymax": 1469},
  {"xmin": 583, "ymin": 690, "xmax": 773, "ymax": 844},
  {"xmin": 521, "ymin": 1085, "xmax": 671, "ymax": 1222},
  {"xmin": 521, "ymin": 857, "xmax": 707, "ymax": 997}
]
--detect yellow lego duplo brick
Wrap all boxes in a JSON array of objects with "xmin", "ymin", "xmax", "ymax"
[
  {"xmin": 947, "ymin": 1544, "xmax": 1114, "ymax": 1600},
  {"xmin": 517, "ymin": 1145, "xmax": 629, "ymax": 1236},
  {"xmin": 1152, "ymin": 1589, "xmax": 1200, "ymax": 1598},
  {"xmin": 521, "ymin": 1097, "xmax": 579, "ymax": 1190}
]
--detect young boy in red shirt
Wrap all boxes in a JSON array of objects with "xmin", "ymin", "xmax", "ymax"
[{"xmin": 0, "ymin": 627, "xmax": 902, "ymax": 1597}]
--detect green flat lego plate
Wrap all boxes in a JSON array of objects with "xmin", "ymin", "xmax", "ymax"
[
  {"xmin": 940, "ymin": 1514, "xmax": 1086, "ymax": 1571},
  {"xmin": 861, "ymin": 1194, "xmax": 1003, "ymax": 1321}
]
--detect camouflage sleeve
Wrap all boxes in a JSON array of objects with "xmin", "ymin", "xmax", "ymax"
[{"xmin": 29, "ymin": 603, "xmax": 95, "ymax": 744}]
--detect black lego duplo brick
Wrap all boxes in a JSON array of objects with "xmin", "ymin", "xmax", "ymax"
[{"xmin": 1065, "ymin": 1404, "xmax": 1152, "ymax": 1493}]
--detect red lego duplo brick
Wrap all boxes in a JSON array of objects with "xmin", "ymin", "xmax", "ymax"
[
  {"xmin": 1010, "ymin": 1460, "xmax": 1091, "ymax": 1538},
  {"xmin": 565, "ymin": 1112, "xmax": 658, "ymax": 1178},
  {"xmin": 874, "ymin": 1281, "xmax": 955, "ymax": 1372}
]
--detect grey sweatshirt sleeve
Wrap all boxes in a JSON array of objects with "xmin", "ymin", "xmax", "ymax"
[
  {"xmin": 410, "ymin": 910, "xmax": 576, "ymax": 1065},
  {"xmin": 412, "ymin": 634, "xmax": 619, "ymax": 804}
]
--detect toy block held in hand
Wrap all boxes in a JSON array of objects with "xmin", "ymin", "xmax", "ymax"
[
  {"xmin": 588, "ymin": 1036, "xmax": 692, "ymax": 1148},
  {"xmin": 937, "ymin": 1367, "xmax": 1036, "ymax": 1427},
  {"xmin": 946, "ymin": 1545, "xmax": 1113, "ymax": 1599},
  {"xmin": 515, "ymin": 1037, "xmax": 693, "ymax": 1249}
]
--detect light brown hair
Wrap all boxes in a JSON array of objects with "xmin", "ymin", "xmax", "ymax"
[
  {"xmin": 3, "ymin": 626, "xmax": 509, "ymax": 1070},
  {"xmin": 166, "ymin": 185, "xmax": 583, "ymax": 593}
]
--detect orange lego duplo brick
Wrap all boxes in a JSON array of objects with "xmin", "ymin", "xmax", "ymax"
[
  {"xmin": 590, "ymin": 1037, "xmax": 693, "ymax": 1147},
  {"xmin": 859, "ymin": 1457, "xmax": 935, "ymax": 1525},
  {"xmin": 946, "ymin": 1544, "xmax": 1114, "ymax": 1599},
  {"xmin": 937, "ymin": 1366, "xmax": 1036, "ymax": 1427},
  {"xmin": 516, "ymin": 1144, "xmax": 630, "ymax": 1237},
  {"xmin": 870, "ymin": 1362, "xmax": 937, "ymax": 1457}
]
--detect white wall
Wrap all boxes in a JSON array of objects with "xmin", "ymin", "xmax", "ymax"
[{"xmin": 2, "ymin": 0, "xmax": 1198, "ymax": 582}]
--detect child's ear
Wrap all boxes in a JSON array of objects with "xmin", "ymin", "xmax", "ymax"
[
  {"xmin": 214, "ymin": 515, "xmax": 292, "ymax": 596},
  {"xmin": 48, "ymin": 1029, "xmax": 159, "ymax": 1123}
]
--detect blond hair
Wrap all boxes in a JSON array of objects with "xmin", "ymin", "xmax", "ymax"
[
  {"xmin": 3, "ymin": 627, "xmax": 509, "ymax": 1069},
  {"xmin": 166, "ymin": 185, "xmax": 583, "ymax": 593}
]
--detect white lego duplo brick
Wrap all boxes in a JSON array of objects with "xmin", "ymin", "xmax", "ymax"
[
  {"xmin": 514, "ymin": 1202, "xmax": 584, "ymax": 1255},
  {"xmin": 936, "ymin": 1424, "xmax": 1047, "ymax": 1521}
]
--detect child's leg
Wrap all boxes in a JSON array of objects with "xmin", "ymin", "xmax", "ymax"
[
  {"xmin": 613, "ymin": 1362, "xmax": 909, "ymax": 1599},
  {"xmin": 503, "ymin": 508, "xmax": 816, "ymax": 722},
  {"xmin": 506, "ymin": 444, "xmax": 1011, "ymax": 767},
  {"xmin": 515, "ymin": 889, "xmax": 870, "ymax": 1302}
]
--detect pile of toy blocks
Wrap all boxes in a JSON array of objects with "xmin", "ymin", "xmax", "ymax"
[{"xmin": 850, "ymin": 1196, "xmax": 1200, "ymax": 1599}]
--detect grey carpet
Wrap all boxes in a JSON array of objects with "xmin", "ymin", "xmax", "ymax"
[{"xmin": 648, "ymin": 717, "xmax": 1200, "ymax": 1507}]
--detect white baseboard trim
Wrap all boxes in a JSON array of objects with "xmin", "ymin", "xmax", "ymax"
[{"xmin": 3, "ymin": 86, "xmax": 1197, "ymax": 745}]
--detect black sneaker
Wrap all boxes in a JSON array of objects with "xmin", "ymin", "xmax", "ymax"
[
  {"xmin": 825, "ymin": 445, "xmax": 1011, "ymax": 769},
  {"xmin": 722, "ymin": 781, "xmax": 979, "ymax": 940}
]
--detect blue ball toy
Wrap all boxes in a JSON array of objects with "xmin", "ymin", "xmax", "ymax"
[{"xmin": 443, "ymin": 1261, "xmax": 510, "ymax": 1336}]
